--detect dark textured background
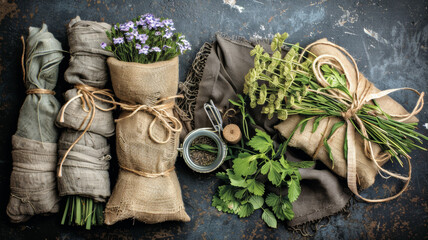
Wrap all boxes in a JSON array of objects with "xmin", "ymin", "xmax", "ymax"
[{"xmin": 0, "ymin": 0, "xmax": 427, "ymax": 239}]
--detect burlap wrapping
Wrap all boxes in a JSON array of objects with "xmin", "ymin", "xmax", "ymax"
[
  {"xmin": 275, "ymin": 38, "xmax": 418, "ymax": 189},
  {"xmin": 105, "ymin": 57, "xmax": 190, "ymax": 224},
  {"xmin": 7, "ymin": 24, "xmax": 63, "ymax": 222},
  {"xmin": 56, "ymin": 16, "xmax": 114, "ymax": 201}
]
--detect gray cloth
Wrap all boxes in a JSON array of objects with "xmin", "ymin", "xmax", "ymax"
[
  {"xmin": 56, "ymin": 88, "xmax": 115, "ymax": 137},
  {"xmin": 177, "ymin": 34, "xmax": 351, "ymax": 227},
  {"xmin": 58, "ymin": 130, "xmax": 111, "ymax": 202},
  {"xmin": 7, "ymin": 24, "xmax": 63, "ymax": 223},
  {"xmin": 64, "ymin": 16, "xmax": 114, "ymax": 88},
  {"xmin": 56, "ymin": 16, "xmax": 113, "ymax": 201}
]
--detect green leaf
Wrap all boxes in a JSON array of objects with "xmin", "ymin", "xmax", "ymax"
[
  {"xmin": 265, "ymin": 193, "xmax": 280, "ymax": 208},
  {"xmin": 267, "ymin": 161, "xmax": 283, "ymax": 186},
  {"xmin": 327, "ymin": 121, "xmax": 345, "ymax": 139},
  {"xmin": 247, "ymin": 129, "xmax": 273, "ymax": 153},
  {"xmin": 312, "ymin": 116, "xmax": 325, "ymax": 133},
  {"xmin": 344, "ymin": 129, "xmax": 348, "ymax": 160},
  {"xmin": 262, "ymin": 209, "xmax": 277, "ymax": 228},
  {"xmin": 246, "ymin": 179, "xmax": 265, "ymax": 196},
  {"xmin": 216, "ymin": 172, "xmax": 229, "ymax": 181},
  {"xmin": 282, "ymin": 201, "xmax": 294, "ymax": 220},
  {"xmin": 237, "ymin": 203, "xmax": 254, "ymax": 218},
  {"xmin": 248, "ymin": 195, "xmax": 264, "ymax": 209},
  {"xmin": 279, "ymin": 155, "xmax": 288, "ymax": 168},
  {"xmin": 323, "ymin": 138, "xmax": 335, "ymax": 167},
  {"xmin": 212, "ymin": 195, "xmax": 236, "ymax": 214},
  {"xmin": 288, "ymin": 161, "xmax": 315, "ymax": 169},
  {"xmin": 227, "ymin": 169, "xmax": 247, "ymax": 187},
  {"xmin": 261, "ymin": 162, "xmax": 270, "ymax": 175},
  {"xmin": 300, "ymin": 118, "xmax": 310, "ymax": 133},
  {"xmin": 227, "ymin": 200, "xmax": 241, "ymax": 213},
  {"xmin": 229, "ymin": 99, "xmax": 242, "ymax": 107},
  {"xmin": 218, "ymin": 185, "xmax": 236, "ymax": 202},
  {"xmin": 234, "ymin": 189, "xmax": 247, "ymax": 199},
  {"xmin": 233, "ymin": 152, "xmax": 258, "ymax": 177},
  {"xmin": 287, "ymin": 178, "xmax": 301, "ymax": 203}
]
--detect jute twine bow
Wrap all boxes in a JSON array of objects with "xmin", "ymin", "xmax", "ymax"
[
  {"xmin": 57, "ymin": 84, "xmax": 183, "ymax": 177},
  {"xmin": 299, "ymin": 41, "xmax": 425, "ymax": 202},
  {"xmin": 116, "ymin": 95, "xmax": 183, "ymax": 144},
  {"xmin": 57, "ymin": 84, "xmax": 116, "ymax": 177}
]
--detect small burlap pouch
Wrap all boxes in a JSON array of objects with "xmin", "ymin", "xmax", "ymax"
[
  {"xmin": 7, "ymin": 24, "xmax": 63, "ymax": 222},
  {"xmin": 104, "ymin": 57, "xmax": 190, "ymax": 224},
  {"xmin": 275, "ymin": 38, "xmax": 421, "ymax": 196}
]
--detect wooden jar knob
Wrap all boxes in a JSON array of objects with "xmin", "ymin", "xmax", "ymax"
[{"xmin": 223, "ymin": 124, "xmax": 242, "ymax": 144}]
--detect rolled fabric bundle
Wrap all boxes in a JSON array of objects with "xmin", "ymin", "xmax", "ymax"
[
  {"xmin": 56, "ymin": 16, "xmax": 114, "ymax": 229},
  {"xmin": 57, "ymin": 130, "xmax": 110, "ymax": 202},
  {"xmin": 104, "ymin": 56, "xmax": 190, "ymax": 225},
  {"xmin": 7, "ymin": 24, "xmax": 63, "ymax": 223}
]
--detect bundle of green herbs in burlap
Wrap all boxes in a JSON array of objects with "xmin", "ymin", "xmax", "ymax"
[
  {"xmin": 103, "ymin": 14, "xmax": 191, "ymax": 224},
  {"xmin": 245, "ymin": 33, "xmax": 426, "ymax": 201},
  {"xmin": 7, "ymin": 24, "xmax": 63, "ymax": 223},
  {"xmin": 56, "ymin": 16, "xmax": 115, "ymax": 229}
]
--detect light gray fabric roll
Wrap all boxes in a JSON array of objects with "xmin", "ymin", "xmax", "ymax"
[{"xmin": 7, "ymin": 24, "xmax": 63, "ymax": 223}]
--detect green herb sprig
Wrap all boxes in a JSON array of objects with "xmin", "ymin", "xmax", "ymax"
[
  {"xmin": 244, "ymin": 32, "xmax": 427, "ymax": 166},
  {"xmin": 212, "ymin": 129, "xmax": 314, "ymax": 228}
]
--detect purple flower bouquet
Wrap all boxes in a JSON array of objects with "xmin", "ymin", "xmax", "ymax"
[{"xmin": 103, "ymin": 13, "xmax": 191, "ymax": 64}]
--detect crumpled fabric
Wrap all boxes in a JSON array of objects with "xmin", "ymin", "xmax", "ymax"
[
  {"xmin": 176, "ymin": 34, "xmax": 351, "ymax": 227},
  {"xmin": 7, "ymin": 24, "xmax": 63, "ymax": 223},
  {"xmin": 56, "ymin": 16, "xmax": 114, "ymax": 202}
]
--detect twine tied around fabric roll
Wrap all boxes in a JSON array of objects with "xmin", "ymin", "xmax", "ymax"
[
  {"xmin": 57, "ymin": 84, "xmax": 116, "ymax": 177},
  {"xmin": 298, "ymin": 41, "xmax": 425, "ymax": 202},
  {"xmin": 21, "ymin": 36, "xmax": 56, "ymax": 97},
  {"xmin": 116, "ymin": 95, "xmax": 184, "ymax": 144},
  {"xmin": 57, "ymin": 88, "xmax": 183, "ymax": 176},
  {"xmin": 119, "ymin": 164, "xmax": 175, "ymax": 178}
]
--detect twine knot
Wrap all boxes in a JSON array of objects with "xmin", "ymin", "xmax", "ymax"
[
  {"xmin": 116, "ymin": 95, "xmax": 183, "ymax": 144},
  {"xmin": 57, "ymin": 84, "xmax": 116, "ymax": 177},
  {"xmin": 298, "ymin": 40, "xmax": 424, "ymax": 202}
]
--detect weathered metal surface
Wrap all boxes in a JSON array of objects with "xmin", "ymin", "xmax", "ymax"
[{"xmin": 0, "ymin": 0, "xmax": 427, "ymax": 239}]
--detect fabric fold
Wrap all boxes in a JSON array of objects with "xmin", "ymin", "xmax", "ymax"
[
  {"xmin": 7, "ymin": 24, "xmax": 63, "ymax": 223},
  {"xmin": 176, "ymin": 34, "xmax": 351, "ymax": 227}
]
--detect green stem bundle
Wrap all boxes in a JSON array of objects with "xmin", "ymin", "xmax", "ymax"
[
  {"xmin": 61, "ymin": 196, "xmax": 104, "ymax": 230},
  {"xmin": 244, "ymin": 32, "xmax": 427, "ymax": 166}
]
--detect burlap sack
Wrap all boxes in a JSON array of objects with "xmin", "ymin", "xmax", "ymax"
[
  {"xmin": 64, "ymin": 16, "xmax": 113, "ymax": 88},
  {"xmin": 56, "ymin": 88, "xmax": 115, "ymax": 137},
  {"xmin": 56, "ymin": 16, "xmax": 114, "ymax": 202},
  {"xmin": 275, "ymin": 38, "xmax": 418, "ymax": 189},
  {"xmin": 105, "ymin": 57, "xmax": 190, "ymax": 224},
  {"xmin": 7, "ymin": 24, "xmax": 63, "ymax": 222},
  {"xmin": 57, "ymin": 130, "xmax": 111, "ymax": 202}
]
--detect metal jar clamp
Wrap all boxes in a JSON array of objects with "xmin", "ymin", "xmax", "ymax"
[{"xmin": 178, "ymin": 100, "xmax": 228, "ymax": 173}]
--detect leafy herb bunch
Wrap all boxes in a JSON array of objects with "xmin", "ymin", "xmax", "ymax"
[
  {"xmin": 103, "ymin": 13, "xmax": 191, "ymax": 64},
  {"xmin": 244, "ymin": 32, "xmax": 427, "ymax": 165},
  {"xmin": 212, "ymin": 97, "xmax": 314, "ymax": 228}
]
